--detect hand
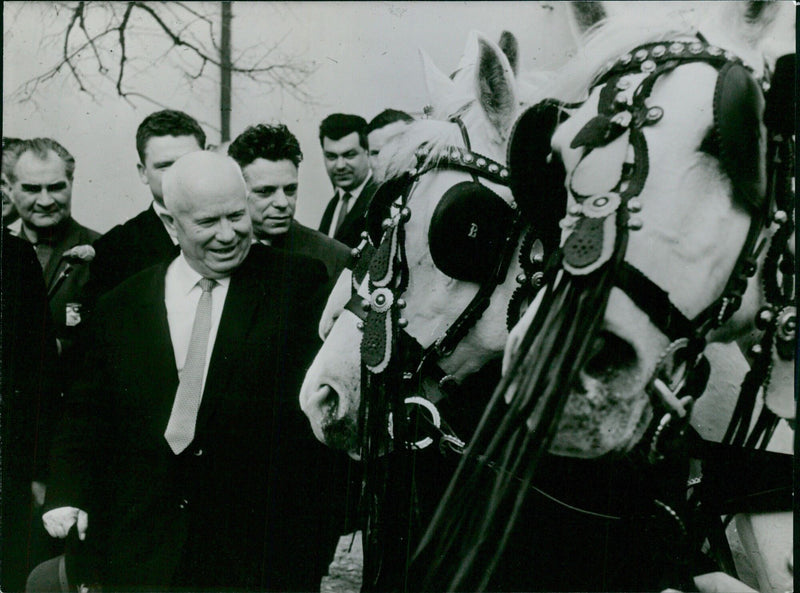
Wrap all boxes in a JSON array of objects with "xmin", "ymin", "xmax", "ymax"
[
  {"xmin": 43, "ymin": 506, "xmax": 88, "ymax": 540},
  {"xmin": 31, "ymin": 481, "xmax": 46, "ymax": 506}
]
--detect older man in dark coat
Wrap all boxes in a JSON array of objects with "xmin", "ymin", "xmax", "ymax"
[
  {"xmin": 6, "ymin": 138, "xmax": 100, "ymax": 352},
  {"xmin": 42, "ymin": 152, "xmax": 335, "ymax": 591}
]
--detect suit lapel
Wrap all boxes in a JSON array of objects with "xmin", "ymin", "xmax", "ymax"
[
  {"xmin": 195, "ymin": 257, "xmax": 264, "ymax": 430},
  {"xmin": 41, "ymin": 219, "xmax": 83, "ymax": 289},
  {"xmin": 136, "ymin": 263, "xmax": 180, "ymax": 422},
  {"xmin": 318, "ymin": 194, "xmax": 338, "ymax": 235},
  {"xmin": 336, "ymin": 179, "xmax": 375, "ymax": 241}
]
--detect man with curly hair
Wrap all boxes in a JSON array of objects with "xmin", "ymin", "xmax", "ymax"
[{"xmin": 228, "ymin": 123, "xmax": 351, "ymax": 286}]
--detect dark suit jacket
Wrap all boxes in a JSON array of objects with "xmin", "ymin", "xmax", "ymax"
[
  {"xmin": 47, "ymin": 246, "xmax": 348, "ymax": 592},
  {"xmin": 84, "ymin": 204, "xmax": 179, "ymax": 309},
  {"xmin": 268, "ymin": 220, "xmax": 351, "ymax": 285},
  {"xmin": 19, "ymin": 218, "xmax": 100, "ymax": 342},
  {"xmin": 1, "ymin": 231, "xmax": 60, "ymax": 592},
  {"xmin": 318, "ymin": 177, "xmax": 379, "ymax": 248}
]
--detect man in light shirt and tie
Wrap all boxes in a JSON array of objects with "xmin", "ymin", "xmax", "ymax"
[{"xmin": 40, "ymin": 151, "xmax": 330, "ymax": 591}]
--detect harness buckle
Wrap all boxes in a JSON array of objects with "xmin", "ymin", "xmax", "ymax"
[{"xmin": 387, "ymin": 396, "xmax": 441, "ymax": 450}]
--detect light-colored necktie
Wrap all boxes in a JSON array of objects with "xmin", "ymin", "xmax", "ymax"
[
  {"xmin": 164, "ymin": 277, "xmax": 216, "ymax": 454},
  {"xmin": 334, "ymin": 191, "xmax": 352, "ymax": 234}
]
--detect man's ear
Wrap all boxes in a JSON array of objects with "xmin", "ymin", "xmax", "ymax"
[
  {"xmin": 158, "ymin": 209, "xmax": 179, "ymax": 242},
  {"xmin": 136, "ymin": 162, "xmax": 148, "ymax": 186}
]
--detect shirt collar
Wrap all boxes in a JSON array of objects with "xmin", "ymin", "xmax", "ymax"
[
  {"xmin": 152, "ymin": 201, "xmax": 179, "ymax": 246},
  {"xmin": 173, "ymin": 252, "xmax": 231, "ymax": 295},
  {"xmin": 338, "ymin": 171, "xmax": 372, "ymax": 201}
]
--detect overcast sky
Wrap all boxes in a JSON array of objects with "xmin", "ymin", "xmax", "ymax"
[
  {"xmin": 3, "ymin": 1, "xmax": 583, "ymax": 232},
  {"xmin": 7, "ymin": 1, "xmax": 783, "ymax": 233}
]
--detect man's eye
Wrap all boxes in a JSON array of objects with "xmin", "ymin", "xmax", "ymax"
[
  {"xmin": 369, "ymin": 150, "xmax": 379, "ymax": 157},
  {"xmin": 284, "ymin": 185, "xmax": 298, "ymax": 196},
  {"xmin": 255, "ymin": 188, "xmax": 276, "ymax": 197},
  {"xmin": 21, "ymin": 184, "xmax": 43, "ymax": 193},
  {"xmin": 47, "ymin": 182, "xmax": 68, "ymax": 192}
]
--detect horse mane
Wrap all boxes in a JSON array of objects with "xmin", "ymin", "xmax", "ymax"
[
  {"xmin": 546, "ymin": 4, "xmax": 779, "ymax": 104},
  {"xmin": 378, "ymin": 118, "xmax": 468, "ymax": 182}
]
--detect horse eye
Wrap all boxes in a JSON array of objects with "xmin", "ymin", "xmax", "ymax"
[{"xmin": 699, "ymin": 128, "xmax": 720, "ymax": 158}]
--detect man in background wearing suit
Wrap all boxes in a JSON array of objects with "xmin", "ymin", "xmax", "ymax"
[
  {"xmin": 366, "ymin": 109, "xmax": 414, "ymax": 183},
  {"xmin": 229, "ymin": 122, "xmax": 360, "ymax": 568},
  {"xmin": 7, "ymin": 138, "xmax": 100, "ymax": 352},
  {"xmin": 84, "ymin": 110, "xmax": 205, "ymax": 305},
  {"xmin": 42, "ymin": 152, "xmax": 334, "ymax": 591},
  {"xmin": 317, "ymin": 113, "xmax": 378, "ymax": 248},
  {"xmin": 228, "ymin": 123, "xmax": 351, "ymax": 286}
]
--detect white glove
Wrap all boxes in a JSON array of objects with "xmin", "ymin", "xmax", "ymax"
[{"xmin": 43, "ymin": 506, "xmax": 88, "ymax": 540}]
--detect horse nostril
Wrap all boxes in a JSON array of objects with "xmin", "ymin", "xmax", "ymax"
[
  {"xmin": 316, "ymin": 384, "xmax": 341, "ymax": 418},
  {"xmin": 583, "ymin": 330, "xmax": 637, "ymax": 378}
]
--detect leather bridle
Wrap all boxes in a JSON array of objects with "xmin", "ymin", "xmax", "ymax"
[
  {"xmin": 345, "ymin": 116, "xmax": 537, "ymax": 452},
  {"xmin": 558, "ymin": 39, "xmax": 772, "ymax": 455}
]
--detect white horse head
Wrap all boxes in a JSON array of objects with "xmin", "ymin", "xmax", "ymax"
[
  {"xmin": 300, "ymin": 31, "xmax": 552, "ymax": 455},
  {"xmin": 502, "ymin": 1, "xmax": 794, "ymax": 458}
]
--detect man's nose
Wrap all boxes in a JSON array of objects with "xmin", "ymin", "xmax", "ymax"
[
  {"xmin": 335, "ymin": 156, "xmax": 348, "ymax": 169},
  {"xmin": 216, "ymin": 218, "xmax": 236, "ymax": 242},
  {"xmin": 36, "ymin": 188, "xmax": 57, "ymax": 206},
  {"xmin": 273, "ymin": 190, "xmax": 289, "ymax": 208}
]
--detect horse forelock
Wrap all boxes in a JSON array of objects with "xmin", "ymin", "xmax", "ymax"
[
  {"xmin": 380, "ymin": 119, "xmax": 463, "ymax": 182},
  {"xmin": 381, "ymin": 112, "xmax": 512, "ymax": 179}
]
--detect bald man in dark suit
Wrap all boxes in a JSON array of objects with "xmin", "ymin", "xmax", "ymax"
[{"xmin": 43, "ymin": 152, "xmax": 336, "ymax": 591}]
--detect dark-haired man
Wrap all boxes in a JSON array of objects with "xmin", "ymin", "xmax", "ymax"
[
  {"xmin": 317, "ymin": 113, "xmax": 378, "ymax": 248},
  {"xmin": 84, "ymin": 109, "xmax": 205, "ymax": 303},
  {"xmin": 228, "ymin": 123, "xmax": 358, "ymax": 574},
  {"xmin": 366, "ymin": 109, "xmax": 414, "ymax": 182},
  {"xmin": 229, "ymin": 123, "xmax": 351, "ymax": 284}
]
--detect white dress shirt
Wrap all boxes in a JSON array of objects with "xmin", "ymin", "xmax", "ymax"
[
  {"xmin": 327, "ymin": 172, "xmax": 372, "ymax": 238},
  {"xmin": 164, "ymin": 253, "xmax": 230, "ymax": 393}
]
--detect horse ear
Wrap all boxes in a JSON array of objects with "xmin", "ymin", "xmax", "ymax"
[
  {"xmin": 498, "ymin": 31, "xmax": 519, "ymax": 75},
  {"xmin": 475, "ymin": 34, "xmax": 518, "ymax": 137},
  {"xmin": 699, "ymin": 1, "xmax": 787, "ymax": 73},
  {"xmin": 568, "ymin": 1, "xmax": 607, "ymax": 38},
  {"xmin": 420, "ymin": 49, "xmax": 455, "ymax": 113}
]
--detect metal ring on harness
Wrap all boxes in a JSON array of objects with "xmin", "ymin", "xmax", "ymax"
[{"xmin": 387, "ymin": 396, "xmax": 442, "ymax": 450}]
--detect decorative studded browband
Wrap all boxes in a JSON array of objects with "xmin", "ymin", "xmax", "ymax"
[{"xmin": 411, "ymin": 144, "xmax": 511, "ymax": 185}]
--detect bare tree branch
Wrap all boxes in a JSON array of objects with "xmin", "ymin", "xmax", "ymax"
[{"xmin": 7, "ymin": 1, "xmax": 317, "ymax": 114}]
